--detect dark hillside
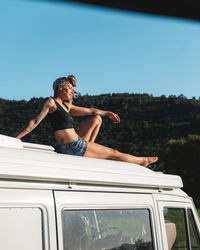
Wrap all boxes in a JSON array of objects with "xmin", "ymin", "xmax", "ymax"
[{"xmin": 1, "ymin": 94, "xmax": 200, "ymax": 156}]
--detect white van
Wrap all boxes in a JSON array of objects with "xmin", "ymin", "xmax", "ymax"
[{"xmin": 0, "ymin": 134, "xmax": 199, "ymax": 250}]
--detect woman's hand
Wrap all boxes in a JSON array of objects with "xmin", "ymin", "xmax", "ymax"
[{"xmin": 107, "ymin": 111, "xmax": 120, "ymax": 123}]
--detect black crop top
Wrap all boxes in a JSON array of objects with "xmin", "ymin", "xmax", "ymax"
[{"xmin": 48, "ymin": 99, "xmax": 73, "ymax": 132}]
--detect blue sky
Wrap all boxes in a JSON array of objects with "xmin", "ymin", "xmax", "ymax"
[{"xmin": 1, "ymin": 0, "xmax": 200, "ymax": 100}]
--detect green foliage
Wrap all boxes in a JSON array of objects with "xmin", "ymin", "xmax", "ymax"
[
  {"xmin": 1, "ymin": 93, "xmax": 200, "ymax": 154},
  {"xmin": 159, "ymin": 134, "xmax": 200, "ymax": 207}
]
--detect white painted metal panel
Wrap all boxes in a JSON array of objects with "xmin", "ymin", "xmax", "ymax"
[
  {"xmin": 0, "ymin": 134, "xmax": 54, "ymax": 151},
  {"xmin": 0, "ymin": 207, "xmax": 43, "ymax": 250},
  {"xmin": 0, "ymin": 134, "xmax": 23, "ymax": 149},
  {"xmin": 0, "ymin": 189, "xmax": 57, "ymax": 250}
]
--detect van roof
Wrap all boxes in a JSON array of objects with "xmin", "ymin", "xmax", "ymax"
[{"xmin": 0, "ymin": 134, "xmax": 183, "ymax": 189}]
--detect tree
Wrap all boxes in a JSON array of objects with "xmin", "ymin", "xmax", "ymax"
[{"xmin": 158, "ymin": 134, "xmax": 200, "ymax": 207}]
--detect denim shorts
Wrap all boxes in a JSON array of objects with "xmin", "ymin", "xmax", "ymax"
[{"xmin": 59, "ymin": 137, "xmax": 88, "ymax": 156}]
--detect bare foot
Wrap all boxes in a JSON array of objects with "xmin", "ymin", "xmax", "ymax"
[{"xmin": 140, "ymin": 156, "xmax": 158, "ymax": 167}]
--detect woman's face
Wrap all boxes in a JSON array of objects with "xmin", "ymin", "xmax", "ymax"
[{"xmin": 60, "ymin": 83, "xmax": 74, "ymax": 100}]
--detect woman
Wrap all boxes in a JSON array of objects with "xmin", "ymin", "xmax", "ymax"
[{"xmin": 16, "ymin": 75, "xmax": 158, "ymax": 167}]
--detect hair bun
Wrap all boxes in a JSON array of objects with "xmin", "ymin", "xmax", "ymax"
[{"xmin": 67, "ymin": 75, "xmax": 77, "ymax": 87}]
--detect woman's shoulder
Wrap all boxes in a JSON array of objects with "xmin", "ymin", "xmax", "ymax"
[
  {"xmin": 44, "ymin": 97, "xmax": 55, "ymax": 104},
  {"xmin": 42, "ymin": 97, "xmax": 57, "ymax": 110}
]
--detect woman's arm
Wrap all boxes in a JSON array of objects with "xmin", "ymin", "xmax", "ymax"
[
  {"xmin": 16, "ymin": 98, "xmax": 53, "ymax": 139},
  {"xmin": 70, "ymin": 105, "xmax": 120, "ymax": 123}
]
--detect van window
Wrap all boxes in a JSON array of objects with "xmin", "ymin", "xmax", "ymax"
[
  {"xmin": 0, "ymin": 207, "xmax": 44, "ymax": 250},
  {"xmin": 187, "ymin": 209, "xmax": 200, "ymax": 248},
  {"xmin": 163, "ymin": 207, "xmax": 200, "ymax": 250},
  {"xmin": 163, "ymin": 207, "xmax": 189, "ymax": 249},
  {"xmin": 63, "ymin": 209, "xmax": 154, "ymax": 250}
]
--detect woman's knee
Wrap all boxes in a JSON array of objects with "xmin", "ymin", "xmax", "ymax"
[
  {"xmin": 109, "ymin": 148, "xmax": 120, "ymax": 160},
  {"xmin": 92, "ymin": 115, "xmax": 102, "ymax": 126}
]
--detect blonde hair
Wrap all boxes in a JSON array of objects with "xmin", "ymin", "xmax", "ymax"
[{"xmin": 67, "ymin": 75, "xmax": 77, "ymax": 87}]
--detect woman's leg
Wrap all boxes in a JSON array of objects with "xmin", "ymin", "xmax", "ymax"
[
  {"xmin": 76, "ymin": 115, "xmax": 102, "ymax": 142},
  {"xmin": 84, "ymin": 142, "xmax": 158, "ymax": 167}
]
